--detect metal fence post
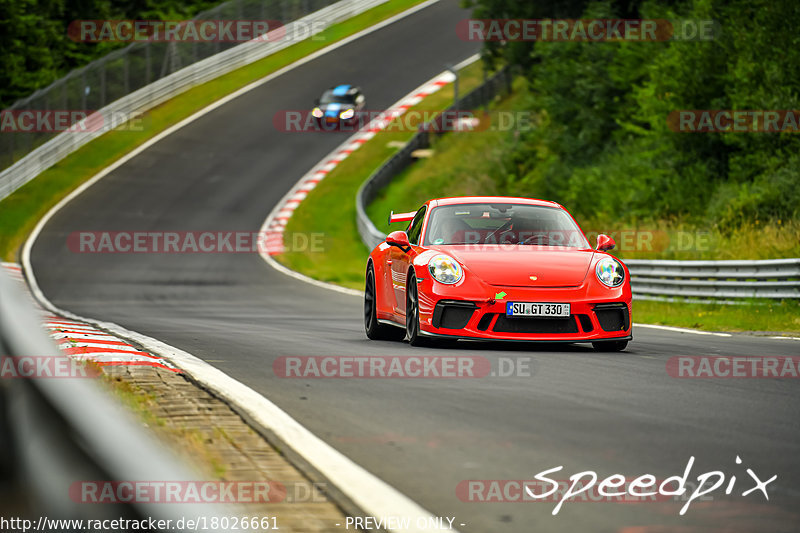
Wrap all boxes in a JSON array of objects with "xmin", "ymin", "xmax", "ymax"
[
  {"xmin": 81, "ymin": 72, "xmax": 87, "ymax": 109},
  {"xmin": 123, "ymin": 53, "xmax": 130, "ymax": 94},
  {"xmin": 145, "ymin": 43, "xmax": 152, "ymax": 84},
  {"xmin": 100, "ymin": 61, "xmax": 107, "ymax": 107}
]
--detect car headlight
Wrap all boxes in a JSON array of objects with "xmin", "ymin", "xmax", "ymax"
[
  {"xmin": 312, "ymin": 107, "xmax": 323, "ymax": 118},
  {"xmin": 339, "ymin": 108, "xmax": 355, "ymax": 120},
  {"xmin": 595, "ymin": 257, "xmax": 625, "ymax": 287},
  {"xmin": 428, "ymin": 254, "xmax": 463, "ymax": 284}
]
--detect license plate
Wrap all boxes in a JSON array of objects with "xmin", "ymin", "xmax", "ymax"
[{"xmin": 506, "ymin": 302, "xmax": 570, "ymax": 318}]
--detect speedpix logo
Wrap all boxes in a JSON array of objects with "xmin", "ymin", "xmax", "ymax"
[{"xmin": 458, "ymin": 456, "xmax": 776, "ymax": 516}]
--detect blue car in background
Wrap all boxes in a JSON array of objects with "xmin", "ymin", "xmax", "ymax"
[{"xmin": 312, "ymin": 85, "xmax": 366, "ymax": 126}]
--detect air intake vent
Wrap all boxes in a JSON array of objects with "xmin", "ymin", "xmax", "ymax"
[
  {"xmin": 432, "ymin": 300, "xmax": 476, "ymax": 330},
  {"xmin": 593, "ymin": 303, "xmax": 630, "ymax": 332},
  {"xmin": 493, "ymin": 315, "xmax": 579, "ymax": 334}
]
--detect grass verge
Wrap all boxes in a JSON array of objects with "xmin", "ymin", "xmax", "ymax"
[
  {"xmin": 105, "ymin": 372, "xmax": 228, "ymax": 478},
  {"xmin": 0, "ymin": 0, "xmax": 426, "ymax": 261},
  {"xmin": 633, "ymin": 299, "xmax": 800, "ymax": 336}
]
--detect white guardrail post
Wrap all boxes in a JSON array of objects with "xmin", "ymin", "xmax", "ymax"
[{"xmin": 624, "ymin": 258, "xmax": 800, "ymax": 300}]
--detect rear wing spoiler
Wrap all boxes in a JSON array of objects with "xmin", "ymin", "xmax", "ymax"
[{"xmin": 388, "ymin": 211, "xmax": 416, "ymax": 224}]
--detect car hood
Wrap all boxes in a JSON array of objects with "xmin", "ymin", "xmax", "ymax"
[
  {"xmin": 321, "ymin": 102, "xmax": 353, "ymax": 117},
  {"xmin": 435, "ymin": 245, "xmax": 596, "ymax": 287}
]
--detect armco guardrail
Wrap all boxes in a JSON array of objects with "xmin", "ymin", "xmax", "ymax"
[
  {"xmin": 0, "ymin": 0, "xmax": 388, "ymax": 202},
  {"xmin": 0, "ymin": 271, "xmax": 230, "ymax": 524},
  {"xmin": 356, "ymin": 66, "xmax": 513, "ymax": 250},
  {"xmin": 625, "ymin": 258, "xmax": 800, "ymax": 300}
]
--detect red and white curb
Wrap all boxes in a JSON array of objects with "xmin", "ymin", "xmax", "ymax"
[
  {"xmin": 262, "ymin": 70, "xmax": 457, "ymax": 255},
  {"xmin": 2, "ymin": 262, "xmax": 180, "ymax": 372}
]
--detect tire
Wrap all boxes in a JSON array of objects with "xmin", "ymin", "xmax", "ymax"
[
  {"xmin": 592, "ymin": 340, "xmax": 628, "ymax": 352},
  {"xmin": 365, "ymin": 264, "xmax": 405, "ymax": 341},
  {"xmin": 405, "ymin": 270, "xmax": 430, "ymax": 347}
]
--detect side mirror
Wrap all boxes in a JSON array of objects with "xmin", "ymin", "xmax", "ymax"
[
  {"xmin": 386, "ymin": 230, "xmax": 411, "ymax": 252},
  {"xmin": 596, "ymin": 234, "xmax": 616, "ymax": 252}
]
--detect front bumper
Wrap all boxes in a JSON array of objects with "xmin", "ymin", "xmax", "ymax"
[{"xmin": 417, "ymin": 278, "xmax": 632, "ymax": 342}]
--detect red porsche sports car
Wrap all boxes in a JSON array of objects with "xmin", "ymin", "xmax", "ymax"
[{"xmin": 364, "ymin": 196, "xmax": 632, "ymax": 351}]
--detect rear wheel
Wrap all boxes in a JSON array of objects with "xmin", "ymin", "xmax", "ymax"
[
  {"xmin": 365, "ymin": 265, "xmax": 405, "ymax": 341},
  {"xmin": 405, "ymin": 271, "xmax": 430, "ymax": 347},
  {"xmin": 592, "ymin": 340, "xmax": 628, "ymax": 352}
]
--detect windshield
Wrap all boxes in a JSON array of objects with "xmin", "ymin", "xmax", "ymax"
[
  {"xmin": 424, "ymin": 203, "xmax": 590, "ymax": 248},
  {"xmin": 319, "ymin": 90, "xmax": 356, "ymax": 105}
]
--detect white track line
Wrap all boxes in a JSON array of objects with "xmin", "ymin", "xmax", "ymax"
[
  {"xmin": 638, "ymin": 323, "xmax": 800, "ymax": 341},
  {"xmin": 634, "ymin": 323, "xmax": 732, "ymax": 337},
  {"xmin": 22, "ymin": 2, "xmax": 463, "ymax": 531}
]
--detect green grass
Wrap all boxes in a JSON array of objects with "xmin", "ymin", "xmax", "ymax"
[
  {"xmin": 105, "ymin": 372, "xmax": 228, "ymax": 478},
  {"xmin": 0, "ymin": 0, "xmax": 425, "ymax": 261},
  {"xmin": 276, "ymin": 59, "xmax": 486, "ymax": 289},
  {"xmin": 633, "ymin": 299, "xmax": 800, "ymax": 336}
]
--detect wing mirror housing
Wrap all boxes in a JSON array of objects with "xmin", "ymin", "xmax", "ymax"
[
  {"xmin": 596, "ymin": 234, "xmax": 616, "ymax": 252},
  {"xmin": 386, "ymin": 231, "xmax": 411, "ymax": 252}
]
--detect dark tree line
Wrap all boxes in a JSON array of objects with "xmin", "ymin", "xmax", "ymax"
[
  {"xmin": 0, "ymin": 0, "xmax": 220, "ymax": 108},
  {"xmin": 463, "ymin": 0, "xmax": 800, "ymax": 227}
]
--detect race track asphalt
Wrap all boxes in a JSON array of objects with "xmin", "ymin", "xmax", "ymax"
[{"xmin": 29, "ymin": 1, "xmax": 800, "ymax": 531}]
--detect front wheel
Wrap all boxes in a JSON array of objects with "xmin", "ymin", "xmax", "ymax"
[
  {"xmin": 592, "ymin": 340, "xmax": 628, "ymax": 352},
  {"xmin": 365, "ymin": 265, "xmax": 404, "ymax": 341},
  {"xmin": 405, "ymin": 270, "xmax": 429, "ymax": 346}
]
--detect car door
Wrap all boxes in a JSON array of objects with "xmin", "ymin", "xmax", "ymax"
[{"xmin": 391, "ymin": 205, "xmax": 426, "ymax": 315}]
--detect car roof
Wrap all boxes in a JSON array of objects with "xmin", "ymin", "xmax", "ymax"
[
  {"xmin": 426, "ymin": 196, "xmax": 563, "ymax": 209},
  {"xmin": 330, "ymin": 84, "xmax": 359, "ymax": 96}
]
